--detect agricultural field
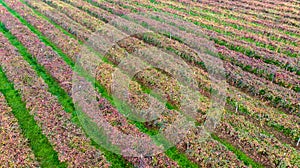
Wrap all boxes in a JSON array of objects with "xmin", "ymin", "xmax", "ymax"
[{"xmin": 0, "ymin": 0, "xmax": 299, "ymax": 167}]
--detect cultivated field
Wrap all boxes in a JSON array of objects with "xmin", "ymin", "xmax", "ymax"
[{"xmin": 0, "ymin": 0, "xmax": 299, "ymax": 167}]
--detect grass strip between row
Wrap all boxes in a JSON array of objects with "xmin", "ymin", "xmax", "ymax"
[
  {"xmin": 83, "ymin": 0, "xmax": 271, "ymax": 166},
  {"xmin": 2, "ymin": 1, "xmax": 197, "ymax": 167},
  {"xmin": 98, "ymin": 0, "xmax": 300, "ymax": 75},
  {"xmin": 17, "ymin": 0, "xmax": 203, "ymax": 167},
  {"xmin": 0, "ymin": 2, "xmax": 132, "ymax": 167},
  {"xmin": 4, "ymin": 0, "xmax": 265, "ymax": 167},
  {"xmin": 211, "ymin": 133, "xmax": 264, "ymax": 168},
  {"xmin": 0, "ymin": 64, "xmax": 65, "ymax": 167},
  {"xmin": 31, "ymin": 0, "xmax": 265, "ymax": 166}
]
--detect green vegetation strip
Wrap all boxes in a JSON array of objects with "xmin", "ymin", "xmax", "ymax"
[
  {"xmin": 4, "ymin": 1, "xmax": 197, "ymax": 167},
  {"xmin": 101, "ymin": 0, "xmax": 300, "ymax": 74},
  {"xmin": 226, "ymin": 98, "xmax": 298, "ymax": 141},
  {"xmin": 0, "ymin": 3, "xmax": 131, "ymax": 167},
  {"xmin": 211, "ymin": 133, "xmax": 264, "ymax": 168},
  {"xmin": 14, "ymin": 1, "xmax": 202, "ymax": 167},
  {"xmin": 0, "ymin": 65, "xmax": 65, "ymax": 167},
  {"xmin": 128, "ymin": 1, "xmax": 298, "ymax": 56},
  {"xmin": 147, "ymin": 0, "xmax": 300, "ymax": 39},
  {"xmin": 19, "ymin": 0, "xmax": 80, "ymax": 42},
  {"xmin": 165, "ymin": 147, "xmax": 198, "ymax": 168},
  {"xmin": 157, "ymin": 1, "xmax": 299, "ymax": 47},
  {"xmin": 85, "ymin": 1, "xmax": 270, "ymax": 166},
  {"xmin": 19, "ymin": 0, "xmax": 157, "ymax": 137},
  {"xmin": 58, "ymin": 0, "xmax": 299, "ymax": 166},
  {"xmin": 54, "ymin": 0, "xmax": 266, "ymax": 166}
]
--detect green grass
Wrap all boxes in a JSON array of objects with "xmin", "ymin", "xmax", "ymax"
[
  {"xmin": 152, "ymin": 0, "xmax": 300, "ymax": 39},
  {"xmin": 0, "ymin": 23, "xmax": 129, "ymax": 167},
  {"xmin": 211, "ymin": 133, "xmax": 264, "ymax": 168},
  {"xmin": 226, "ymin": 98, "xmax": 298, "ymax": 141},
  {"xmin": 5, "ymin": 1, "xmax": 275, "ymax": 167},
  {"xmin": 2, "ymin": 1, "xmax": 200, "ymax": 167},
  {"xmin": 0, "ymin": 65, "xmax": 66, "ymax": 168},
  {"xmin": 165, "ymin": 147, "xmax": 199, "ymax": 168},
  {"xmin": 106, "ymin": 0, "xmax": 300, "ymax": 74},
  {"xmin": 0, "ymin": 0, "xmax": 75, "ymax": 67},
  {"xmin": 0, "ymin": 2, "xmax": 132, "ymax": 167},
  {"xmin": 83, "ymin": 2, "xmax": 285, "ymax": 165},
  {"xmin": 71, "ymin": 1, "xmax": 267, "ymax": 166},
  {"xmin": 143, "ymin": 5, "xmax": 300, "ymax": 74},
  {"xmin": 161, "ymin": 1, "xmax": 299, "ymax": 45},
  {"xmin": 20, "ymin": 0, "xmax": 80, "ymax": 42},
  {"xmin": 14, "ymin": 1, "xmax": 202, "ymax": 166},
  {"xmin": 0, "ymin": 20, "xmax": 76, "ymax": 122},
  {"xmin": 84, "ymin": 1, "xmax": 299, "ymax": 110}
]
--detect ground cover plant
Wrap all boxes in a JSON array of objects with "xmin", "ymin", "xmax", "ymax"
[{"xmin": 0, "ymin": 0, "xmax": 299, "ymax": 167}]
